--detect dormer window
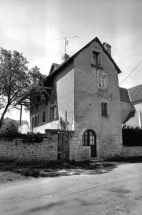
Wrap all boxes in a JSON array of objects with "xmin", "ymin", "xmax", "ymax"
[{"xmin": 91, "ymin": 49, "xmax": 102, "ymax": 68}]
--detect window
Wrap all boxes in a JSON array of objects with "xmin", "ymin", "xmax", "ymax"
[
  {"xmin": 42, "ymin": 111, "xmax": 46, "ymax": 122},
  {"xmin": 37, "ymin": 114, "xmax": 39, "ymax": 125},
  {"xmin": 32, "ymin": 114, "xmax": 39, "ymax": 128},
  {"xmin": 32, "ymin": 117, "xmax": 34, "ymax": 128},
  {"xmin": 35, "ymin": 115, "xmax": 39, "ymax": 126},
  {"xmin": 92, "ymin": 52, "xmax": 99, "ymax": 66},
  {"xmin": 91, "ymin": 49, "xmax": 102, "ymax": 67},
  {"xmin": 50, "ymin": 106, "xmax": 57, "ymax": 121},
  {"xmin": 82, "ymin": 130, "xmax": 96, "ymax": 146},
  {"xmin": 97, "ymin": 71, "xmax": 108, "ymax": 89},
  {"xmin": 101, "ymin": 102, "xmax": 108, "ymax": 117}
]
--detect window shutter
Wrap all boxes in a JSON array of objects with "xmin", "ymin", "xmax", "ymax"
[
  {"xmin": 105, "ymin": 75, "xmax": 108, "ymax": 88},
  {"xmin": 37, "ymin": 114, "xmax": 39, "ymax": 125},
  {"xmin": 98, "ymin": 54, "xmax": 102, "ymax": 67},
  {"xmin": 100, "ymin": 102, "xmax": 102, "ymax": 115},
  {"xmin": 107, "ymin": 103, "xmax": 109, "ymax": 117}
]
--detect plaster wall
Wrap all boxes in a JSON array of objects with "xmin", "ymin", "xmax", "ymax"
[
  {"xmin": 56, "ymin": 67, "xmax": 74, "ymax": 130},
  {"xmin": 70, "ymin": 41, "xmax": 122, "ymax": 159},
  {"xmin": 33, "ymin": 121, "xmax": 59, "ymax": 133},
  {"xmin": 33, "ymin": 63, "xmax": 74, "ymax": 133}
]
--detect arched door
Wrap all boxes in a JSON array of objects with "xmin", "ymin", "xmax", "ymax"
[{"xmin": 82, "ymin": 130, "xmax": 96, "ymax": 157}]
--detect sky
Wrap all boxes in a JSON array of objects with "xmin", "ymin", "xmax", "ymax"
[{"xmin": 1, "ymin": 0, "xmax": 142, "ymax": 121}]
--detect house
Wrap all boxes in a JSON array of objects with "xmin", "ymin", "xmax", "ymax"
[
  {"xmin": 30, "ymin": 37, "xmax": 135, "ymax": 160},
  {"xmin": 123, "ymin": 84, "xmax": 142, "ymax": 128}
]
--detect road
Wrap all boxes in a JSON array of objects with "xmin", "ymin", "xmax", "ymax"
[{"xmin": 0, "ymin": 163, "xmax": 142, "ymax": 215}]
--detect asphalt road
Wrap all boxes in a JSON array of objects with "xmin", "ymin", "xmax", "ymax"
[{"xmin": 0, "ymin": 163, "xmax": 142, "ymax": 215}]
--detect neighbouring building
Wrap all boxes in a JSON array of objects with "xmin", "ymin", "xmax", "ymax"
[
  {"xmin": 124, "ymin": 84, "xmax": 142, "ymax": 128},
  {"xmin": 0, "ymin": 117, "xmax": 29, "ymax": 133},
  {"xmin": 29, "ymin": 36, "xmax": 136, "ymax": 161}
]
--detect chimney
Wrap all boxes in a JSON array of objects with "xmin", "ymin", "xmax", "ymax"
[
  {"xmin": 103, "ymin": 42, "xmax": 111, "ymax": 56},
  {"xmin": 62, "ymin": 53, "xmax": 70, "ymax": 62}
]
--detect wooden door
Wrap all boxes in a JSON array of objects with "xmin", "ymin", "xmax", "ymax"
[
  {"xmin": 82, "ymin": 130, "xmax": 96, "ymax": 157},
  {"xmin": 58, "ymin": 132, "xmax": 69, "ymax": 161}
]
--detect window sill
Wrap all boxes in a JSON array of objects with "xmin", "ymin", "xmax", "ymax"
[
  {"xmin": 101, "ymin": 115, "xmax": 110, "ymax": 118},
  {"xmin": 91, "ymin": 63, "xmax": 103, "ymax": 70}
]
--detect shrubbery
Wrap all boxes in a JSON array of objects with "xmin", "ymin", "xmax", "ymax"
[
  {"xmin": 0, "ymin": 125, "xmax": 43, "ymax": 143},
  {"xmin": 122, "ymin": 125, "xmax": 142, "ymax": 146},
  {"xmin": 22, "ymin": 133, "xmax": 43, "ymax": 143}
]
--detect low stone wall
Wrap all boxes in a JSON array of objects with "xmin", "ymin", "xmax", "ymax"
[
  {"xmin": 0, "ymin": 135, "xmax": 58, "ymax": 163},
  {"xmin": 122, "ymin": 147, "xmax": 142, "ymax": 157},
  {"xmin": 99, "ymin": 136, "xmax": 123, "ymax": 158}
]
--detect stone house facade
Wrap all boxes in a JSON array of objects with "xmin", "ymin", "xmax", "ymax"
[{"xmin": 30, "ymin": 37, "xmax": 134, "ymax": 160}]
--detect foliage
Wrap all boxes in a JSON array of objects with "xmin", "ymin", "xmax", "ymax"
[
  {"xmin": 22, "ymin": 132, "xmax": 43, "ymax": 143},
  {"xmin": 0, "ymin": 120, "xmax": 18, "ymax": 134},
  {"xmin": 122, "ymin": 125, "xmax": 142, "ymax": 146},
  {"xmin": 0, "ymin": 48, "xmax": 46, "ymax": 128},
  {"xmin": 0, "ymin": 129, "xmax": 43, "ymax": 143}
]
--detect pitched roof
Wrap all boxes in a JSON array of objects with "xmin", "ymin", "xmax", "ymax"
[
  {"xmin": 119, "ymin": 87, "xmax": 130, "ymax": 102},
  {"xmin": 128, "ymin": 84, "xmax": 142, "ymax": 103},
  {"xmin": 46, "ymin": 37, "xmax": 122, "ymax": 81},
  {"xmin": 49, "ymin": 63, "xmax": 60, "ymax": 75}
]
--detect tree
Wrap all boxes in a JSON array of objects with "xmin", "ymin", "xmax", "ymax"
[{"xmin": 0, "ymin": 48, "xmax": 45, "ymax": 129}]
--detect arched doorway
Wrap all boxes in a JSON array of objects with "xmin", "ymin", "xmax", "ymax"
[{"xmin": 82, "ymin": 130, "xmax": 96, "ymax": 157}]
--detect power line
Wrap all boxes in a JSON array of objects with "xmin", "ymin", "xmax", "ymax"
[
  {"xmin": 121, "ymin": 68, "xmax": 142, "ymax": 86},
  {"xmin": 120, "ymin": 59, "xmax": 142, "ymax": 86},
  {"xmin": 108, "ymin": 60, "xmax": 142, "ymax": 100}
]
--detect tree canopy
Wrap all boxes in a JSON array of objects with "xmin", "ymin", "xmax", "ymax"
[{"xmin": 0, "ymin": 48, "xmax": 46, "ymax": 129}]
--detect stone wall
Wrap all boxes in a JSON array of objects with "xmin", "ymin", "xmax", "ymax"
[
  {"xmin": 122, "ymin": 147, "xmax": 142, "ymax": 157},
  {"xmin": 0, "ymin": 135, "xmax": 58, "ymax": 162},
  {"xmin": 99, "ymin": 135, "xmax": 122, "ymax": 158}
]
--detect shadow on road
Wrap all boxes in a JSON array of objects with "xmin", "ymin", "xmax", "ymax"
[
  {"xmin": 20, "ymin": 201, "xmax": 65, "ymax": 215},
  {"xmin": 0, "ymin": 160, "xmax": 118, "ymax": 182}
]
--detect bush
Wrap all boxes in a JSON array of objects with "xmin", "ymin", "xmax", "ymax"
[
  {"xmin": 22, "ymin": 132, "xmax": 43, "ymax": 143},
  {"xmin": 0, "ymin": 123, "xmax": 22, "ymax": 141},
  {"xmin": 0, "ymin": 129, "xmax": 43, "ymax": 143},
  {"xmin": 122, "ymin": 125, "xmax": 142, "ymax": 146}
]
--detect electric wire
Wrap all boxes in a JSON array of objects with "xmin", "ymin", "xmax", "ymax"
[
  {"xmin": 120, "ymin": 59, "xmax": 142, "ymax": 86},
  {"xmin": 121, "ymin": 67, "xmax": 142, "ymax": 86}
]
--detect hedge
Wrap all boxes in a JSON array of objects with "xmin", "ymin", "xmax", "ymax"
[{"xmin": 122, "ymin": 126, "xmax": 142, "ymax": 146}]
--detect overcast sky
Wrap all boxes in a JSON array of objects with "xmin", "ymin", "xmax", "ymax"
[{"xmin": 1, "ymin": 0, "xmax": 142, "ymax": 120}]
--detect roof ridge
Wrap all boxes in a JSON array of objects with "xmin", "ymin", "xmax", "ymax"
[{"xmin": 46, "ymin": 36, "xmax": 121, "ymax": 80}]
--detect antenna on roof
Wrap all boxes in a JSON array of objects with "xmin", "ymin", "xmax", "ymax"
[
  {"xmin": 50, "ymin": 36, "xmax": 79, "ymax": 60},
  {"xmin": 64, "ymin": 36, "xmax": 79, "ymax": 55}
]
